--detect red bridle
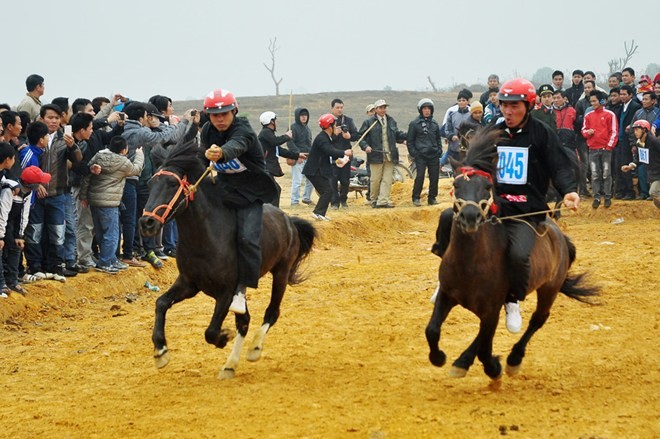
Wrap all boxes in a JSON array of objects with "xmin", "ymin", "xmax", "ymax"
[
  {"xmin": 451, "ymin": 166, "xmax": 498, "ymax": 216},
  {"xmin": 142, "ymin": 169, "xmax": 195, "ymax": 224}
]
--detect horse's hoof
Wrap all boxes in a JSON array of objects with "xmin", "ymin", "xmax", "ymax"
[
  {"xmin": 246, "ymin": 347, "xmax": 262, "ymax": 362},
  {"xmin": 448, "ymin": 366, "xmax": 468, "ymax": 378},
  {"xmin": 154, "ymin": 349, "xmax": 170, "ymax": 369},
  {"xmin": 505, "ymin": 363, "xmax": 521, "ymax": 376},
  {"xmin": 488, "ymin": 376, "xmax": 503, "ymax": 391},
  {"xmin": 428, "ymin": 350, "xmax": 446, "ymax": 367},
  {"xmin": 218, "ymin": 368, "xmax": 235, "ymax": 380},
  {"xmin": 216, "ymin": 329, "xmax": 236, "ymax": 348}
]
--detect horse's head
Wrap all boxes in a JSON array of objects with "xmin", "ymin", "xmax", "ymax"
[
  {"xmin": 139, "ymin": 168, "xmax": 194, "ymax": 236},
  {"xmin": 139, "ymin": 123, "xmax": 202, "ymax": 237},
  {"xmin": 450, "ymin": 129, "xmax": 502, "ymax": 234}
]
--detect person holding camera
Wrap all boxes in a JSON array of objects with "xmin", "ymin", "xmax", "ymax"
[{"xmin": 329, "ymin": 99, "xmax": 359, "ymax": 209}]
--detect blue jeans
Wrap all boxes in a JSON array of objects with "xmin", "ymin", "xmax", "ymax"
[
  {"xmin": 588, "ymin": 149, "xmax": 613, "ymax": 199},
  {"xmin": 162, "ymin": 220, "xmax": 178, "ymax": 252},
  {"xmin": 64, "ymin": 192, "xmax": 77, "ymax": 265},
  {"xmin": 637, "ymin": 163, "xmax": 649, "ymax": 197},
  {"xmin": 91, "ymin": 206, "xmax": 120, "ymax": 267},
  {"xmin": 291, "ymin": 161, "xmax": 313, "ymax": 204},
  {"xmin": 24, "ymin": 194, "xmax": 66, "ymax": 272},
  {"xmin": 119, "ymin": 180, "xmax": 138, "ymax": 259}
]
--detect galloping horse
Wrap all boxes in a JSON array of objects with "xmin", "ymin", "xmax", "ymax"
[
  {"xmin": 425, "ymin": 130, "xmax": 598, "ymax": 380},
  {"xmin": 139, "ymin": 126, "xmax": 316, "ymax": 379}
]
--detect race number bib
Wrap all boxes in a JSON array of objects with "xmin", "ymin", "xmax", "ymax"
[
  {"xmin": 213, "ymin": 158, "xmax": 248, "ymax": 174},
  {"xmin": 497, "ymin": 146, "xmax": 529, "ymax": 185},
  {"xmin": 638, "ymin": 147, "xmax": 649, "ymax": 164}
]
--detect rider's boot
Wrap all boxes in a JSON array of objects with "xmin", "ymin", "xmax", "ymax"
[
  {"xmin": 504, "ymin": 299, "xmax": 522, "ymax": 334},
  {"xmin": 229, "ymin": 285, "xmax": 247, "ymax": 315}
]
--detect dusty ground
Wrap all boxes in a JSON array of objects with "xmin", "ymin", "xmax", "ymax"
[{"xmin": 1, "ymin": 176, "xmax": 658, "ymax": 439}]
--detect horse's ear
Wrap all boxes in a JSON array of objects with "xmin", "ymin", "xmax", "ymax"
[{"xmin": 449, "ymin": 156, "xmax": 462, "ymax": 175}]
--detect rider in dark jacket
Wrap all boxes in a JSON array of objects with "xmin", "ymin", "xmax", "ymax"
[
  {"xmin": 200, "ymin": 89, "xmax": 279, "ymax": 315},
  {"xmin": 407, "ymin": 98, "xmax": 442, "ymax": 206}
]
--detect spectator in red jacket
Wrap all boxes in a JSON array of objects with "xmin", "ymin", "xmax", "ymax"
[{"xmin": 582, "ymin": 91, "xmax": 618, "ymax": 208}]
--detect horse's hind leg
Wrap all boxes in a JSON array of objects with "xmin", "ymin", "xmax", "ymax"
[
  {"xmin": 219, "ymin": 307, "xmax": 251, "ymax": 380},
  {"xmin": 506, "ymin": 287, "xmax": 557, "ymax": 376},
  {"xmin": 247, "ymin": 268, "xmax": 287, "ymax": 362},
  {"xmin": 153, "ymin": 277, "xmax": 198, "ymax": 369},
  {"xmin": 205, "ymin": 288, "xmax": 239, "ymax": 349},
  {"xmin": 425, "ymin": 291, "xmax": 457, "ymax": 368}
]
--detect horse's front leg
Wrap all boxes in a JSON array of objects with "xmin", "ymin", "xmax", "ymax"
[
  {"xmin": 247, "ymin": 267, "xmax": 287, "ymax": 362},
  {"xmin": 219, "ymin": 307, "xmax": 251, "ymax": 380},
  {"xmin": 475, "ymin": 310, "xmax": 502, "ymax": 380},
  {"xmin": 153, "ymin": 277, "xmax": 198, "ymax": 369},
  {"xmin": 450, "ymin": 337, "xmax": 480, "ymax": 378},
  {"xmin": 425, "ymin": 288, "xmax": 457, "ymax": 368}
]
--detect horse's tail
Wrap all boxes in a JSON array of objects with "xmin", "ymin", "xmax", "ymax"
[
  {"xmin": 560, "ymin": 234, "xmax": 600, "ymax": 303},
  {"xmin": 288, "ymin": 216, "xmax": 317, "ymax": 285}
]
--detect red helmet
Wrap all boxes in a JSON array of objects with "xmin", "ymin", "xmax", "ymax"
[
  {"xmin": 318, "ymin": 113, "xmax": 336, "ymax": 129},
  {"xmin": 498, "ymin": 78, "xmax": 537, "ymax": 107},
  {"xmin": 203, "ymin": 89, "xmax": 238, "ymax": 114},
  {"xmin": 632, "ymin": 120, "xmax": 651, "ymax": 131}
]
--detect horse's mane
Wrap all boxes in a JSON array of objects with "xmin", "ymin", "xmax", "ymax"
[
  {"xmin": 461, "ymin": 128, "xmax": 503, "ymax": 176},
  {"xmin": 161, "ymin": 123, "xmax": 204, "ymax": 180}
]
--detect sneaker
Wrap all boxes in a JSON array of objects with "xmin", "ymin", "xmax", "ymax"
[
  {"xmin": 413, "ymin": 199, "xmax": 422, "ymax": 207},
  {"xmin": 44, "ymin": 272, "xmax": 66, "ymax": 283},
  {"xmin": 592, "ymin": 198, "xmax": 600, "ymax": 209},
  {"xmin": 301, "ymin": 199, "xmax": 315, "ymax": 206},
  {"xmin": 604, "ymin": 198, "xmax": 612, "ymax": 208},
  {"xmin": 23, "ymin": 271, "xmax": 46, "ymax": 283},
  {"xmin": 504, "ymin": 302, "xmax": 522, "ymax": 333},
  {"xmin": 228, "ymin": 292, "xmax": 247, "ymax": 314},
  {"xmin": 165, "ymin": 248, "xmax": 177, "ymax": 258},
  {"xmin": 112, "ymin": 260, "xmax": 129, "ymax": 271},
  {"xmin": 142, "ymin": 251, "xmax": 163, "ymax": 269},
  {"xmin": 121, "ymin": 257, "xmax": 147, "ymax": 268},
  {"xmin": 330, "ymin": 204, "xmax": 339, "ymax": 210},
  {"xmin": 95, "ymin": 265, "xmax": 119, "ymax": 274},
  {"xmin": 340, "ymin": 201, "xmax": 348, "ymax": 208},
  {"xmin": 0, "ymin": 291, "xmax": 7, "ymax": 299},
  {"xmin": 428, "ymin": 198, "xmax": 439, "ymax": 206},
  {"xmin": 79, "ymin": 260, "xmax": 96, "ymax": 269},
  {"xmin": 154, "ymin": 250, "xmax": 169, "ymax": 260},
  {"xmin": 67, "ymin": 264, "xmax": 89, "ymax": 274},
  {"xmin": 54, "ymin": 266, "xmax": 77, "ymax": 277},
  {"xmin": 429, "ymin": 283, "xmax": 440, "ymax": 304},
  {"xmin": 311, "ymin": 213, "xmax": 330, "ymax": 221}
]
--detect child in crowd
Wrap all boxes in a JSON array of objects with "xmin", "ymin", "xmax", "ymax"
[
  {"xmin": 0, "ymin": 166, "xmax": 50, "ymax": 297},
  {"xmin": 19, "ymin": 121, "xmax": 49, "ymax": 170},
  {"xmin": 80, "ymin": 137, "xmax": 144, "ymax": 274}
]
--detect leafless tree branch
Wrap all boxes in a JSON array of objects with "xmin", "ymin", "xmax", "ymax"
[{"xmin": 263, "ymin": 37, "xmax": 283, "ymax": 96}]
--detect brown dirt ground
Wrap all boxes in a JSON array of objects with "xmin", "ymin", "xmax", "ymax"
[{"xmin": 1, "ymin": 173, "xmax": 659, "ymax": 439}]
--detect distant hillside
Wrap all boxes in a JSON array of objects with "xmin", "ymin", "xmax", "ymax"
[{"xmin": 174, "ymin": 90, "xmax": 473, "ymax": 135}]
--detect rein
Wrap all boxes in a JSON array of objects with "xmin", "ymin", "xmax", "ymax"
[{"xmin": 142, "ymin": 164, "xmax": 214, "ymax": 224}]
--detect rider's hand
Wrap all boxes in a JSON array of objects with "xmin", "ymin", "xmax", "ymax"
[
  {"xmin": 563, "ymin": 192, "xmax": 580, "ymax": 211},
  {"xmin": 205, "ymin": 144, "xmax": 223, "ymax": 162}
]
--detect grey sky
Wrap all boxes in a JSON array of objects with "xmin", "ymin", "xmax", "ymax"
[{"xmin": 2, "ymin": 0, "xmax": 655, "ymax": 107}]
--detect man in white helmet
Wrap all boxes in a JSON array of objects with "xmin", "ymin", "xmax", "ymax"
[
  {"xmin": 407, "ymin": 99, "xmax": 442, "ymax": 206},
  {"xmin": 257, "ymin": 111, "xmax": 306, "ymax": 207}
]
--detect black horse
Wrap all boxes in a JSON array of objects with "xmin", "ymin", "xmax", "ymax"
[
  {"xmin": 139, "ymin": 126, "xmax": 316, "ymax": 379},
  {"xmin": 425, "ymin": 130, "xmax": 598, "ymax": 380}
]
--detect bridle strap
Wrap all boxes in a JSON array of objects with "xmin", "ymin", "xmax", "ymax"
[
  {"xmin": 451, "ymin": 167, "xmax": 498, "ymax": 219},
  {"xmin": 142, "ymin": 169, "xmax": 193, "ymax": 224}
]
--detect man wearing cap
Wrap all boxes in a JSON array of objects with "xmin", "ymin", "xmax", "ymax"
[
  {"xmin": 531, "ymin": 84, "xmax": 556, "ymax": 131},
  {"xmin": 625, "ymin": 120, "xmax": 660, "ymax": 208},
  {"xmin": 257, "ymin": 110, "xmax": 304, "ymax": 207},
  {"xmin": 629, "ymin": 91, "xmax": 659, "ymax": 199},
  {"xmin": 201, "ymin": 88, "xmax": 280, "ymax": 315},
  {"xmin": 358, "ymin": 99, "xmax": 407, "ymax": 208}
]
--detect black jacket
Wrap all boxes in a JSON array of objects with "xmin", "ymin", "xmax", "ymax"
[
  {"xmin": 71, "ymin": 123, "xmax": 124, "ymax": 187},
  {"xmin": 303, "ymin": 131, "xmax": 347, "ymax": 179},
  {"xmin": 565, "ymin": 83, "xmax": 584, "ymax": 108},
  {"xmin": 407, "ymin": 115, "xmax": 442, "ymax": 159},
  {"xmin": 358, "ymin": 115, "xmax": 407, "ymax": 164},
  {"xmin": 493, "ymin": 117, "xmax": 577, "ymax": 221},
  {"xmin": 258, "ymin": 126, "xmax": 298, "ymax": 177},
  {"xmin": 199, "ymin": 118, "xmax": 278, "ymax": 205},
  {"xmin": 42, "ymin": 131, "xmax": 82, "ymax": 197},
  {"xmin": 615, "ymin": 100, "xmax": 642, "ymax": 146},
  {"xmin": 332, "ymin": 114, "xmax": 359, "ymax": 150},
  {"xmin": 286, "ymin": 107, "xmax": 312, "ymax": 154}
]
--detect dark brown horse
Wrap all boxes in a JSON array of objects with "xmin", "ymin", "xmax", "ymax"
[
  {"xmin": 425, "ymin": 130, "xmax": 598, "ymax": 380},
  {"xmin": 138, "ymin": 126, "xmax": 316, "ymax": 379}
]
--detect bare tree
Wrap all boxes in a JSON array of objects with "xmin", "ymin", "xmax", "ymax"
[
  {"xmin": 608, "ymin": 40, "xmax": 639, "ymax": 74},
  {"xmin": 427, "ymin": 76, "xmax": 438, "ymax": 92},
  {"xmin": 263, "ymin": 37, "xmax": 283, "ymax": 96}
]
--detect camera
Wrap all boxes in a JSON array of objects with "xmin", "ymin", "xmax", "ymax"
[
  {"xmin": 191, "ymin": 110, "xmax": 198, "ymax": 117},
  {"xmin": 119, "ymin": 113, "xmax": 125, "ymax": 121},
  {"xmin": 340, "ymin": 124, "xmax": 349, "ymax": 133}
]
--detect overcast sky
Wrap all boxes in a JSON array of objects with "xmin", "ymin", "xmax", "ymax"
[{"xmin": 2, "ymin": 0, "xmax": 655, "ymax": 107}]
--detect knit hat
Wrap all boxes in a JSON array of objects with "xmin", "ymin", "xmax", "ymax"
[{"xmin": 470, "ymin": 102, "xmax": 483, "ymax": 113}]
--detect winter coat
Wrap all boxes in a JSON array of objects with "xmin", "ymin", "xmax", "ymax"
[
  {"xmin": 41, "ymin": 131, "xmax": 82, "ymax": 197},
  {"xmin": 286, "ymin": 108, "xmax": 312, "ymax": 154},
  {"xmin": 303, "ymin": 132, "xmax": 347, "ymax": 179},
  {"xmin": 358, "ymin": 115, "xmax": 407, "ymax": 164},
  {"xmin": 80, "ymin": 149, "xmax": 144, "ymax": 207},
  {"xmin": 258, "ymin": 126, "xmax": 298, "ymax": 177},
  {"xmin": 407, "ymin": 115, "xmax": 442, "ymax": 160},
  {"xmin": 446, "ymin": 108, "xmax": 472, "ymax": 152},
  {"xmin": 582, "ymin": 107, "xmax": 618, "ymax": 150}
]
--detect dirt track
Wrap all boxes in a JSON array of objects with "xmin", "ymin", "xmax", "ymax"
[{"xmin": 0, "ymin": 178, "xmax": 658, "ymax": 438}]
